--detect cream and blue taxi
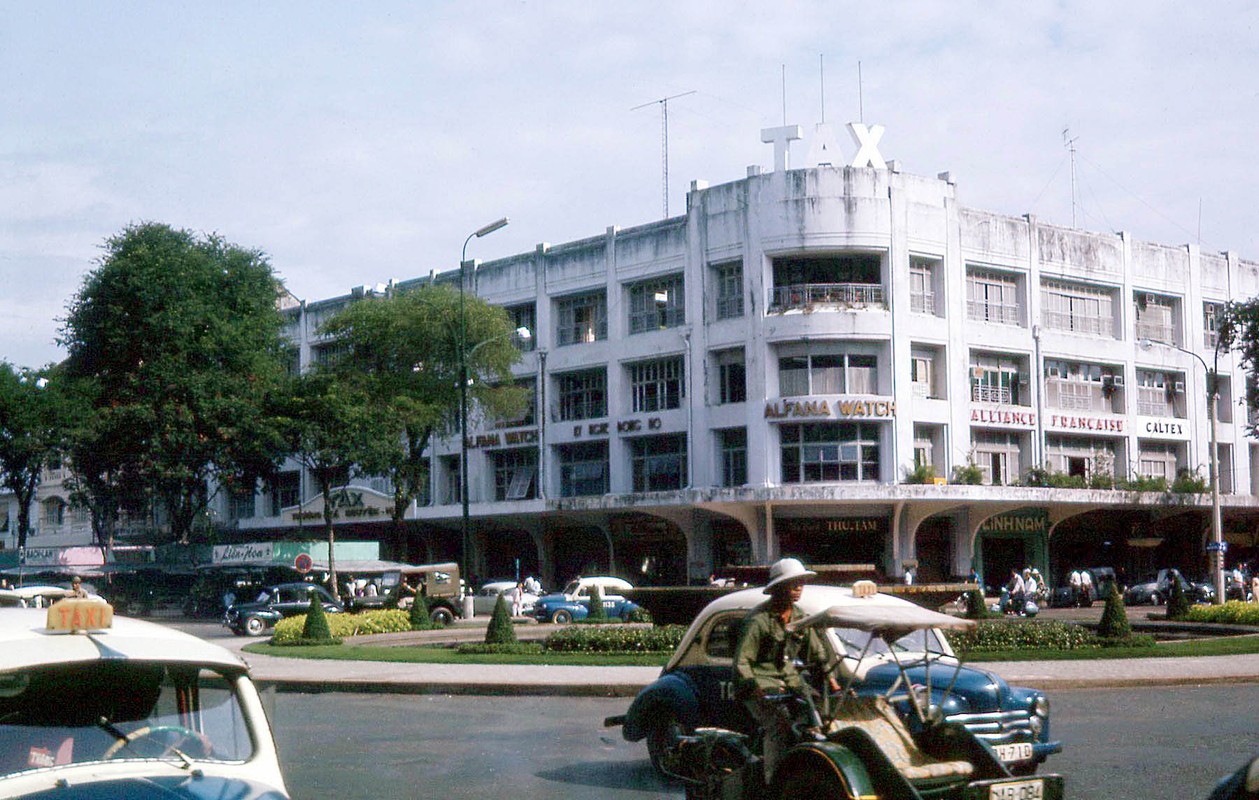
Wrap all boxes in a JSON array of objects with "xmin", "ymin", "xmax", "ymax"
[{"xmin": 0, "ymin": 597, "xmax": 290, "ymax": 799}]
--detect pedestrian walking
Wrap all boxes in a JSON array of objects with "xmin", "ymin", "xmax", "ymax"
[
  {"xmin": 1069, "ymin": 569, "xmax": 1082, "ymax": 606},
  {"xmin": 511, "ymin": 581, "xmax": 524, "ymax": 616},
  {"xmin": 1080, "ymin": 569, "xmax": 1094, "ymax": 605}
]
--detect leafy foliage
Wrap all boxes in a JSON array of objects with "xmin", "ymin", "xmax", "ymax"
[
  {"xmin": 408, "ymin": 593, "xmax": 431, "ymax": 630},
  {"xmin": 60, "ymin": 223, "xmax": 288, "ymax": 544},
  {"xmin": 1097, "ymin": 582, "xmax": 1132, "ymax": 639},
  {"xmin": 0, "ymin": 363, "xmax": 74, "ymax": 549},
  {"xmin": 1166, "ymin": 573, "xmax": 1191, "ymax": 620},
  {"xmin": 1184, "ymin": 601, "xmax": 1259, "ymax": 625},
  {"xmin": 456, "ymin": 643, "xmax": 545, "ymax": 655},
  {"xmin": 319, "ymin": 285, "xmax": 525, "ymax": 547},
  {"xmin": 586, "ymin": 584, "xmax": 609, "ymax": 622},
  {"xmin": 951, "ymin": 460, "xmax": 984, "ymax": 485},
  {"xmin": 902, "ymin": 463, "xmax": 936, "ymax": 484},
  {"xmin": 485, "ymin": 593, "xmax": 517, "ymax": 644},
  {"xmin": 949, "ymin": 620, "xmax": 1097, "ymax": 653},
  {"xmin": 543, "ymin": 624, "xmax": 687, "ymax": 653},
  {"xmin": 272, "ymin": 609, "xmax": 412, "ymax": 643},
  {"xmin": 1170, "ymin": 468, "xmax": 1208, "ymax": 494},
  {"xmin": 1117, "ymin": 475, "xmax": 1169, "ymax": 492},
  {"xmin": 301, "ymin": 592, "xmax": 333, "ymax": 641},
  {"xmin": 964, "ymin": 588, "xmax": 992, "ymax": 620}
]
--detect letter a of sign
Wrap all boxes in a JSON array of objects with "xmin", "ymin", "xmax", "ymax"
[
  {"xmin": 806, "ymin": 122, "xmax": 842, "ymax": 167},
  {"xmin": 847, "ymin": 123, "xmax": 887, "ymax": 169}
]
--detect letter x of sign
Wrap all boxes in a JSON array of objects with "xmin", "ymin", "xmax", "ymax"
[{"xmin": 847, "ymin": 123, "xmax": 887, "ymax": 169}]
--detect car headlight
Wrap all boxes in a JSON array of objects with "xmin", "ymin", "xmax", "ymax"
[
  {"xmin": 1033, "ymin": 695, "xmax": 1049, "ymax": 718},
  {"xmin": 1029, "ymin": 715, "xmax": 1044, "ymax": 737}
]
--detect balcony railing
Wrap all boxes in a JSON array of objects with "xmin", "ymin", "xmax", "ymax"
[
  {"xmin": 1135, "ymin": 321, "xmax": 1175, "ymax": 345},
  {"xmin": 972, "ymin": 384, "xmax": 1012, "ymax": 404},
  {"xmin": 771, "ymin": 283, "xmax": 885, "ymax": 311},
  {"xmin": 1042, "ymin": 310, "xmax": 1113, "ymax": 337},
  {"xmin": 910, "ymin": 291, "xmax": 935, "ymax": 314}
]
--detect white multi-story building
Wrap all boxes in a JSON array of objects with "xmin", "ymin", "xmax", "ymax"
[{"xmin": 212, "ymin": 123, "xmax": 1259, "ymax": 591}]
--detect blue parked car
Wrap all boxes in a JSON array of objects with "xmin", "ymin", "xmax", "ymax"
[
  {"xmin": 606, "ymin": 584, "xmax": 1060, "ymax": 777},
  {"xmin": 533, "ymin": 576, "xmax": 640, "ymax": 623}
]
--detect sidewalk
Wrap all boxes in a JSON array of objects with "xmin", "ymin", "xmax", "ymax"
[{"xmin": 225, "ymin": 616, "xmax": 1259, "ymax": 696}]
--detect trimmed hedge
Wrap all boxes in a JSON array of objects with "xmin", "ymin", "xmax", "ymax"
[
  {"xmin": 273, "ymin": 609, "xmax": 412, "ymax": 644},
  {"xmin": 544, "ymin": 624, "xmax": 687, "ymax": 653},
  {"xmin": 485, "ymin": 593, "xmax": 517, "ymax": 644},
  {"xmin": 457, "ymin": 642, "xmax": 546, "ymax": 655},
  {"xmin": 949, "ymin": 620, "xmax": 1097, "ymax": 653},
  {"xmin": 1184, "ymin": 601, "xmax": 1259, "ymax": 625}
]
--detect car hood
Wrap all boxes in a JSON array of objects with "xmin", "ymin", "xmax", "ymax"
[
  {"xmin": 859, "ymin": 660, "xmax": 1011, "ymax": 713},
  {"xmin": 536, "ymin": 592, "xmax": 573, "ymax": 604},
  {"xmin": 13, "ymin": 775, "xmax": 288, "ymax": 800}
]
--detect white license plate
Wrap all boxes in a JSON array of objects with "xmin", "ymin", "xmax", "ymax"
[
  {"xmin": 994, "ymin": 742, "xmax": 1034, "ymax": 763},
  {"xmin": 989, "ymin": 778, "xmax": 1044, "ymax": 800}
]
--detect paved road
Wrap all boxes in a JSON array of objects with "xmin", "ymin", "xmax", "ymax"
[{"xmin": 270, "ymin": 685, "xmax": 1259, "ymax": 800}]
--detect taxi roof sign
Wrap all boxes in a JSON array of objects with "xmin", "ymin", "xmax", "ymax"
[{"xmin": 46, "ymin": 598, "xmax": 114, "ymax": 633}]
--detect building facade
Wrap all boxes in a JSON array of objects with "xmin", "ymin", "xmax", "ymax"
[{"xmin": 213, "ymin": 125, "xmax": 1259, "ymax": 591}]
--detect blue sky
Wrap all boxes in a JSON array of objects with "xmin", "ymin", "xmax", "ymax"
[{"xmin": 3, "ymin": 1, "xmax": 1258, "ymax": 367}]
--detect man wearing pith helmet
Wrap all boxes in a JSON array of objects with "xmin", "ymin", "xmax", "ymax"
[{"xmin": 733, "ymin": 557, "xmax": 839, "ymax": 783}]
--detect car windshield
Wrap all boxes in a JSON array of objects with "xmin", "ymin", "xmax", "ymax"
[
  {"xmin": 827, "ymin": 626, "xmax": 947, "ymax": 659},
  {"xmin": 562, "ymin": 581, "xmax": 581, "ymax": 595},
  {"xmin": 0, "ymin": 661, "xmax": 254, "ymax": 775}
]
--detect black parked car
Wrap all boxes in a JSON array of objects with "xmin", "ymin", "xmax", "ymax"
[
  {"xmin": 1124, "ymin": 569, "xmax": 1214, "ymax": 606},
  {"xmin": 224, "ymin": 582, "xmax": 343, "ymax": 636}
]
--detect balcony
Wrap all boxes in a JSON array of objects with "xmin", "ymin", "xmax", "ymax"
[{"xmin": 771, "ymin": 283, "xmax": 885, "ymax": 312}]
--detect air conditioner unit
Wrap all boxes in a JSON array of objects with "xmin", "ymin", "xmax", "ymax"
[
  {"xmin": 1144, "ymin": 293, "xmax": 1157, "ymax": 306},
  {"xmin": 1110, "ymin": 374, "xmax": 1125, "ymax": 387},
  {"xmin": 1017, "ymin": 375, "xmax": 1029, "ymax": 387},
  {"xmin": 970, "ymin": 366, "xmax": 986, "ymax": 380},
  {"xmin": 1173, "ymin": 381, "xmax": 1186, "ymax": 394}
]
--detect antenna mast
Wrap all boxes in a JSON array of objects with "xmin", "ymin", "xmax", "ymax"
[
  {"xmin": 632, "ymin": 90, "xmax": 696, "ymax": 217},
  {"xmin": 1063, "ymin": 127, "xmax": 1079, "ymax": 228}
]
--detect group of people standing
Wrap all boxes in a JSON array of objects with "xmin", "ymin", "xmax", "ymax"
[
  {"xmin": 1066, "ymin": 568, "xmax": 1097, "ymax": 607},
  {"xmin": 1003, "ymin": 567, "xmax": 1050, "ymax": 614}
]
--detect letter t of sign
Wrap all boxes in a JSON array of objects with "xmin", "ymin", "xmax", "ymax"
[{"xmin": 761, "ymin": 125, "xmax": 804, "ymax": 171}]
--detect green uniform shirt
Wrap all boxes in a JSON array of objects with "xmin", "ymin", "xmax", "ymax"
[{"xmin": 733, "ymin": 601, "xmax": 830, "ymax": 698}]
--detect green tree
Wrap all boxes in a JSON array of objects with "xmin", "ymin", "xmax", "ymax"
[
  {"xmin": 485, "ymin": 593, "xmax": 517, "ymax": 644},
  {"xmin": 275, "ymin": 370, "xmax": 387, "ymax": 602},
  {"xmin": 587, "ymin": 584, "xmax": 608, "ymax": 622},
  {"xmin": 1097, "ymin": 582, "xmax": 1132, "ymax": 639},
  {"xmin": 60, "ymin": 223, "xmax": 289, "ymax": 544},
  {"xmin": 0, "ymin": 363, "xmax": 72, "ymax": 550},
  {"xmin": 964, "ymin": 588, "xmax": 992, "ymax": 620},
  {"xmin": 321, "ymin": 285, "xmax": 525, "ymax": 561},
  {"xmin": 1166, "ymin": 572, "xmax": 1191, "ymax": 620},
  {"xmin": 408, "ymin": 592, "xmax": 431, "ymax": 630},
  {"xmin": 301, "ymin": 589, "xmax": 332, "ymax": 641}
]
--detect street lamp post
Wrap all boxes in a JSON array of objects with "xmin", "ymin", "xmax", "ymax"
[
  {"xmin": 1140, "ymin": 337, "xmax": 1224, "ymax": 604},
  {"xmin": 458, "ymin": 218, "xmax": 509, "ymax": 595}
]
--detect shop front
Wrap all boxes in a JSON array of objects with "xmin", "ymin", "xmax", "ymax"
[{"xmin": 972, "ymin": 509, "xmax": 1050, "ymax": 594}]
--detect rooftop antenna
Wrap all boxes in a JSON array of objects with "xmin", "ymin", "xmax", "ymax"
[
  {"xmin": 858, "ymin": 60, "xmax": 864, "ymax": 122},
  {"xmin": 819, "ymin": 54, "xmax": 826, "ymax": 123},
  {"xmin": 631, "ymin": 90, "xmax": 696, "ymax": 217},
  {"xmin": 781, "ymin": 64, "xmax": 787, "ymax": 124},
  {"xmin": 1063, "ymin": 127, "xmax": 1079, "ymax": 227}
]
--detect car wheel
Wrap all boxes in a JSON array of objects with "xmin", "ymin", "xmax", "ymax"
[
  {"xmin": 429, "ymin": 606, "xmax": 454, "ymax": 626},
  {"xmin": 647, "ymin": 715, "xmax": 692, "ymax": 780},
  {"xmin": 550, "ymin": 609, "xmax": 573, "ymax": 624},
  {"xmin": 1150, "ymin": 592, "xmax": 1163, "ymax": 606},
  {"xmin": 243, "ymin": 616, "xmax": 267, "ymax": 637}
]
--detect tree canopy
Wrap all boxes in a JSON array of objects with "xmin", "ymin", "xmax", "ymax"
[
  {"xmin": 60, "ymin": 222, "xmax": 289, "ymax": 544},
  {"xmin": 320, "ymin": 284, "xmax": 526, "ymax": 532},
  {"xmin": 0, "ymin": 363, "xmax": 73, "ymax": 550}
]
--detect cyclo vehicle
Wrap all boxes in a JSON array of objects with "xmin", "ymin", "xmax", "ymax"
[{"xmin": 665, "ymin": 585, "xmax": 1065, "ymax": 800}]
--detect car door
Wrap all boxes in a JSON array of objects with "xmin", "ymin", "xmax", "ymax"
[{"xmin": 674, "ymin": 611, "xmax": 754, "ymax": 732}]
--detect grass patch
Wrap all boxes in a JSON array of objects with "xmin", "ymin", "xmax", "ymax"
[
  {"xmin": 244, "ymin": 642, "xmax": 670, "ymax": 667},
  {"xmin": 966, "ymin": 634, "xmax": 1259, "ymax": 662}
]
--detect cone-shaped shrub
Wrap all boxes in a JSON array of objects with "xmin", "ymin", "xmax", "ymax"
[
  {"xmin": 409, "ymin": 592, "xmax": 430, "ymax": 630},
  {"xmin": 301, "ymin": 591, "xmax": 332, "ymax": 640},
  {"xmin": 964, "ymin": 588, "xmax": 992, "ymax": 620},
  {"xmin": 587, "ymin": 584, "xmax": 608, "ymax": 622},
  {"xmin": 1166, "ymin": 573, "xmax": 1191, "ymax": 620},
  {"xmin": 485, "ymin": 593, "xmax": 517, "ymax": 644},
  {"xmin": 1097, "ymin": 582, "xmax": 1131, "ymax": 639}
]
